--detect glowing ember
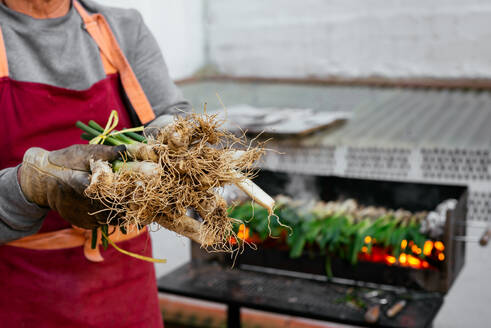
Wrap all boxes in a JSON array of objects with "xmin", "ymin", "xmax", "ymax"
[
  {"xmin": 395, "ymin": 253, "xmax": 430, "ymax": 269},
  {"xmin": 386, "ymin": 256, "xmax": 396, "ymax": 264},
  {"xmin": 237, "ymin": 224, "xmax": 250, "ymax": 240},
  {"xmin": 423, "ymin": 241, "xmax": 434, "ymax": 256},
  {"xmin": 229, "ymin": 224, "xmax": 251, "ymax": 245},
  {"xmin": 407, "ymin": 255, "xmax": 421, "ymax": 267},
  {"xmin": 359, "ymin": 243, "xmax": 436, "ymax": 270},
  {"xmin": 411, "ymin": 245, "xmax": 422, "ymax": 255},
  {"xmin": 435, "ymin": 241, "xmax": 445, "ymax": 251},
  {"xmin": 357, "ymin": 237, "xmax": 442, "ymax": 270}
]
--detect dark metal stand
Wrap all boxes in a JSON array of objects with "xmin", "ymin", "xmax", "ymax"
[
  {"xmin": 227, "ymin": 303, "xmax": 240, "ymax": 328},
  {"xmin": 158, "ymin": 261, "xmax": 443, "ymax": 328}
]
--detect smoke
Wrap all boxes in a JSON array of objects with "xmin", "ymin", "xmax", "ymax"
[{"xmin": 284, "ymin": 173, "xmax": 319, "ymax": 202}]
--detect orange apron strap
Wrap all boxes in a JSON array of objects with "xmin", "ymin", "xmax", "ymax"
[
  {"xmin": 0, "ymin": 26, "xmax": 9, "ymax": 78},
  {"xmin": 7, "ymin": 226, "xmax": 147, "ymax": 263},
  {"xmin": 73, "ymin": 0, "xmax": 156, "ymax": 124},
  {"xmin": 7, "ymin": 227, "xmax": 86, "ymax": 250},
  {"xmin": 100, "ymin": 48, "xmax": 117, "ymax": 75}
]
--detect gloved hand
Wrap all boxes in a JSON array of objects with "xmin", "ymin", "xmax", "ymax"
[
  {"xmin": 19, "ymin": 144, "xmax": 126, "ymax": 229},
  {"xmin": 125, "ymin": 114, "xmax": 175, "ymax": 161},
  {"xmin": 144, "ymin": 114, "xmax": 174, "ymax": 139}
]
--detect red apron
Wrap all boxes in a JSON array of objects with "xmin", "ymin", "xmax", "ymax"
[{"xmin": 0, "ymin": 2, "xmax": 162, "ymax": 327}]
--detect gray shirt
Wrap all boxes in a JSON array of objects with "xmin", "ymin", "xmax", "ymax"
[{"xmin": 0, "ymin": 0, "xmax": 191, "ymax": 242}]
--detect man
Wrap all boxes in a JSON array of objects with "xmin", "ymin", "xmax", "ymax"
[{"xmin": 0, "ymin": 0, "xmax": 188, "ymax": 326}]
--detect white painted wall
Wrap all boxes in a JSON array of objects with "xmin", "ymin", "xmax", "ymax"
[
  {"xmin": 97, "ymin": 0, "xmax": 205, "ymax": 277},
  {"xmin": 207, "ymin": 0, "xmax": 491, "ymax": 79},
  {"xmin": 98, "ymin": 0, "xmax": 205, "ymax": 80}
]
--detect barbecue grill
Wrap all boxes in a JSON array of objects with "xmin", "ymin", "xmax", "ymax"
[
  {"xmin": 158, "ymin": 79, "xmax": 490, "ymax": 327},
  {"xmin": 159, "ymin": 173, "xmax": 468, "ymax": 327},
  {"xmin": 235, "ymin": 172, "xmax": 468, "ymax": 294}
]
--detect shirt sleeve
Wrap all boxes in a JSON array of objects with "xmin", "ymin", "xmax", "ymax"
[
  {"xmin": 0, "ymin": 166, "xmax": 47, "ymax": 243},
  {"xmin": 129, "ymin": 12, "xmax": 192, "ymax": 118}
]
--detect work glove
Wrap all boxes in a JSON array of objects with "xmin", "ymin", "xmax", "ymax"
[
  {"xmin": 19, "ymin": 144, "xmax": 126, "ymax": 229},
  {"xmin": 124, "ymin": 114, "xmax": 175, "ymax": 161},
  {"xmin": 144, "ymin": 114, "xmax": 174, "ymax": 138}
]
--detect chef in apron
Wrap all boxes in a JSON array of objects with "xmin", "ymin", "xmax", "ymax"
[{"xmin": 0, "ymin": 0, "xmax": 189, "ymax": 326}]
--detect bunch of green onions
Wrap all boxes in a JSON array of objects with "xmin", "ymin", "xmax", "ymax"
[
  {"xmin": 76, "ymin": 120, "xmax": 147, "ymax": 249},
  {"xmin": 76, "ymin": 120, "xmax": 147, "ymax": 145},
  {"xmin": 76, "ymin": 120, "xmax": 150, "ymax": 175}
]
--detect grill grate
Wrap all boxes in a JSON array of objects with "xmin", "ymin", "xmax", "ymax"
[{"xmin": 158, "ymin": 261, "xmax": 443, "ymax": 328}]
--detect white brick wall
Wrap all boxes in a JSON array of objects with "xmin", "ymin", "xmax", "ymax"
[{"xmin": 207, "ymin": 0, "xmax": 491, "ymax": 79}]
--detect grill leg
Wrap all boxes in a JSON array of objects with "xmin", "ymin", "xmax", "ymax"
[{"xmin": 227, "ymin": 303, "xmax": 240, "ymax": 328}]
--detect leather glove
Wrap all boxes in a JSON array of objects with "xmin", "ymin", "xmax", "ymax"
[
  {"xmin": 144, "ymin": 114, "xmax": 174, "ymax": 139},
  {"xmin": 19, "ymin": 144, "xmax": 126, "ymax": 229},
  {"xmin": 125, "ymin": 114, "xmax": 175, "ymax": 161}
]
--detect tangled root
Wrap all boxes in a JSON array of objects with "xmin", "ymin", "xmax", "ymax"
[{"xmin": 86, "ymin": 112, "xmax": 265, "ymax": 252}]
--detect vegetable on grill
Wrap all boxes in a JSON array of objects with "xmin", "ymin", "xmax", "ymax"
[{"xmin": 229, "ymin": 196, "xmax": 432, "ymax": 276}]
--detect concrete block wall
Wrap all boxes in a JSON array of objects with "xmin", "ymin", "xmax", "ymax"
[{"xmin": 206, "ymin": 0, "xmax": 491, "ymax": 79}]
